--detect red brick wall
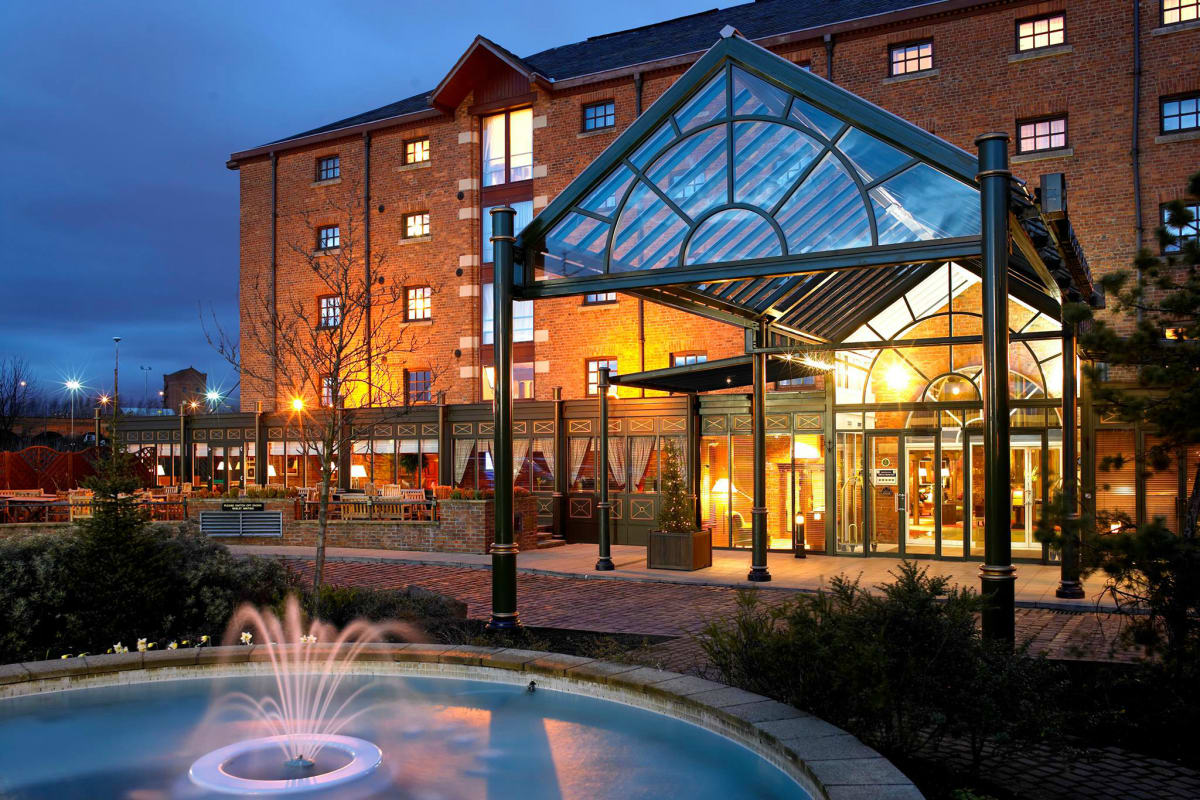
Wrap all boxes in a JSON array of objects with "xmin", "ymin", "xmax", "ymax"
[{"xmin": 236, "ymin": 0, "xmax": 1200, "ymax": 411}]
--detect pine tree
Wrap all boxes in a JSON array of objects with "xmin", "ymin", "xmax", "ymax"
[{"xmin": 656, "ymin": 438, "xmax": 694, "ymax": 532}]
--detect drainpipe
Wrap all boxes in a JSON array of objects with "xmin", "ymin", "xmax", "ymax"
[
  {"xmin": 270, "ymin": 151, "xmax": 278, "ymax": 410},
  {"xmin": 1131, "ymin": 0, "xmax": 1144, "ymax": 321},
  {"xmin": 363, "ymin": 132, "xmax": 373, "ymax": 403},
  {"xmin": 824, "ymin": 34, "xmax": 834, "ymax": 81},
  {"xmin": 552, "ymin": 386, "xmax": 566, "ymax": 539},
  {"xmin": 634, "ymin": 70, "xmax": 647, "ymax": 395},
  {"xmin": 634, "ymin": 71, "xmax": 643, "ymax": 116}
]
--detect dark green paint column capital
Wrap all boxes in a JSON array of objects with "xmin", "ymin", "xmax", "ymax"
[
  {"xmin": 976, "ymin": 132, "xmax": 1015, "ymax": 642},
  {"xmin": 487, "ymin": 206, "xmax": 521, "ymax": 630}
]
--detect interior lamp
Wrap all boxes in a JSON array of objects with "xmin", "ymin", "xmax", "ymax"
[
  {"xmin": 267, "ymin": 464, "xmax": 277, "ymax": 478},
  {"xmin": 711, "ymin": 478, "xmax": 738, "ymax": 497},
  {"xmin": 792, "ymin": 439, "xmax": 821, "ymax": 460},
  {"xmin": 156, "ymin": 464, "xmax": 165, "ymax": 477},
  {"xmin": 885, "ymin": 363, "xmax": 910, "ymax": 391},
  {"xmin": 350, "ymin": 464, "xmax": 368, "ymax": 479}
]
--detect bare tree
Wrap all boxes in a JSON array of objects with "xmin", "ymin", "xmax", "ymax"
[
  {"xmin": 0, "ymin": 357, "xmax": 35, "ymax": 439},
  {"xmin": 208, "ymin": 184, "xmax": 447, "ymax": 596}
]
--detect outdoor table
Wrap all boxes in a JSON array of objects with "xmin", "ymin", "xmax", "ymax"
[{"xmin": 4, "ymin": 496, "xmax": 57, "ymax": 523}]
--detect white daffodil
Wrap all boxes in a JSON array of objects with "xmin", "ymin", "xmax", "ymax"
[
  {"xmin": 60, "ymin": 654, "xmax": 70, "ymax": 659},
  {"xmin": 240, "ymin": 631, "xmax": 253, "ymax": 645},
  {"xmin": 200, "ymin": 635, "xmax": 210, "ymax": 645},
  {"xmin": 300, "ymin": 634, "xmax": 317, "ymax": 645},
  {"xmin": 137, "ymin": 639, "xmax": 148, "ymax": 652},
  {"xmin": 167, "ymin": 641, "xmax": 178, "ymax": 650}
]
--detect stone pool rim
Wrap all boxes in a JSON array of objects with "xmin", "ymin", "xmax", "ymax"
[{"xmin": 0, "ymin": 645, "xmax": 923, "ymax": 800}]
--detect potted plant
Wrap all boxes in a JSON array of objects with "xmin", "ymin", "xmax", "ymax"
[{"xmin": 648, "ymin": 439, "xmax": 711, "ymax": 570}]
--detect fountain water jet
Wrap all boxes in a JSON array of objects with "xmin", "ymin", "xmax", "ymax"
[{"xmin": 187, "ymin": 596, "xmax": 423, "ymax": 795}]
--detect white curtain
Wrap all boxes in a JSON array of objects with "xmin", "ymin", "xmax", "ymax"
[
  {"xmin": 569, "ymin": 437, "xmax": 590, "ymax": 488},
  {"xmin": 533, "ymin": 437, "xmax": 554, "ymax": 485},
  {"xmin": 479, "ymin": 439, "xmax": 493, "ymax": 485},
  {"xmin": 606, "ymin": 437, "xmax": 627, "ymax": 491},
  {"xmin": 454, "ymin": 440, "xmax": 474, "ymax": 487},
  {"xmin": 630, "ymin": 436, "xmax": 656, "ymax": 492},
  {"xmin": 513, "ymin": 438, "xmax": 530, "ymax": 478}
]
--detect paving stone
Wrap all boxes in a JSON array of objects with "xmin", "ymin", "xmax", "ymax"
[
  {"xmin": 143, "ymin": 648, "xmax": 201, "ymax": 667},
  {"xmin": 81, "ymin": 653, "xmax": 143, "ymax": 674},
  {"xmin": 22, "ymin": 658, "xmax": 89, "ymax": 681},
  {"xmin": 564, "ymin": 660, "xmax": 642, "ymax": 683},
  {"xmin": 825, "ymin": 785, "xmax": 924, "ymax": 800},
  {"xmin": 399, "ymin": 644, "xmax": 454, "ymax": 663},
  {"xmin": 720, "ymin": 699, "xmax": 802, "ymax": 723},
  {"xmin": 782, "ymin": 733, "xmax": 879, "ymax": 762},
  {"xmin": 607, "ymin": 666, "xmax": 681, "ymax": 691},
  {"xmin": 758, "ymin": 715, "xmax": 844, "ymax": 741},
  {"xmin": 686, "ymin": 686, "xmax": 765, "ymax": 708},
  {"xmin": 653, "ymin": 674, "xmax": 727, "ymax": 697},
  {"xmin": 524, "ymin": 653, "xmax": 594, "ymax": 676}
]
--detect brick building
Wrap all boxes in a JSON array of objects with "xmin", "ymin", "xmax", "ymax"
[{"xmin": 116, "ymin": 0, "xmax": 1199, "ymax": 564}]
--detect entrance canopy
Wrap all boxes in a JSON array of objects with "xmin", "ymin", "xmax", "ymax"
[
  {"xmin": 516, "ymin": 32, "xmax": 1096, "ymax": 342},
  {"xmin": 610, "ymin": 353, "xmax": 820, "ymax": 394}
]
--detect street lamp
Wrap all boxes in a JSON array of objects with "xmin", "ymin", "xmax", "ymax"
[
  {"xmin": 206, "ymin": 389, "xmax": 221, "ymax": 412},
  {"xmin": 112, "ymin": 337, "xmax": 121, "ymax": 423},
  {"xmin": 64, "ymin": 380, "xmax": 82, "ymax": 445}
]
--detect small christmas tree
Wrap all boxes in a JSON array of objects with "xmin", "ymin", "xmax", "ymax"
[{"xmin": 656, "ymin": 438, "xmax": 695, "ymax": 532}]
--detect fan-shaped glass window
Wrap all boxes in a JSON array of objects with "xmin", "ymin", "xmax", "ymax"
[
  {"xmin": 542, "ymin": 213, "xmax": 609, "ymax": 278},
  {"xmin": 675, "ymin": 71, "xmax": 727, "ymax": 133},
  {"xmin": 611, "ymin": 181, "xmax": 689, "ymax": 271},
  {"xmin": 924, "ymin": 373, "xmax": 979, "ymax": 402},
  {"xmin": 534, "ymin": 59, "xmax": 979, "ymax": 277},
  {"xmin": 685, "ymin": 209, "xmax": 782, "ymax": 265},
  {"xmin": 731, "ymin": 67, "xmax": 789, "ymax": 117},
  {"xmin": 871, "ymin": 164, "xmax": 980, "ymax": 243},
  {"xmin": 646, "ymin": 128, "xmax": 728, "ymax": 218},
  {"xmin": 733, "ymin": 122, "xmax": 822, "ymax": 208},
  {"xmin": 777, "ymin": 154, "xmax": 872, "ymax": 253}
]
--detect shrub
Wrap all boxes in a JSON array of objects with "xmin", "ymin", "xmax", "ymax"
[
  {"xmin": 698, "ymin": 562, "xmax": 1065, "ymax": 771},
  {"xmin": 302, "ymin": 583, "xmax": 466, "ymax": 631}
]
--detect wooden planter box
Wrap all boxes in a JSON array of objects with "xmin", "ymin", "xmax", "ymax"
[{"xmin": 647, "ymin": 528, "xmax": 712, "ymax": 571}]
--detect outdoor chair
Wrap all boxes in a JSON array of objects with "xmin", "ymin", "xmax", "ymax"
[
  {"xmin": 398, "ymin": 488, "xmax": 430, "ymax": 520},
  {"xmin": 340, "ymin": 495, "xmax": 371, "ymax": 521}
]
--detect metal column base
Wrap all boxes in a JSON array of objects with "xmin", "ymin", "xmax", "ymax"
[
  {"xmin": 979, "ymin": 564, "xmax": 1017, "ymax": 641},
  {"xmin": 1055, "ymin": 581, "xmax": 1085, "ymax": 599},
  {"xmin": 595, "ymin": 558, "xmax": 615, "ymax": 571},
  {"xmin": 486, "ymin": 612, "xmax": 522, "ymax": 631},
  {"xmin": 747, "ymin": 567, "xmax": 772, "ymax": 582}
]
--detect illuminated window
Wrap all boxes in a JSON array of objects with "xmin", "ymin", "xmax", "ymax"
[
  {"xmin": 889, "ymin": 41, "xmax": 933, "ymax": 76},
  {"xmin": 482, "ymin": 363, "xmax": 534, "ymax": 401},
  {"xmin": 587, "ymin": 358, "xmax": 618, "ymax": 396},
  {"xmin": 404, "ymin": 138, "xmax": 430, "ymax": 164},
  {"xmin": 671, "ymin": 352, "xmax": 707, "ymax": 366},
  {"xmin": 318, "ymin": 295, "xmax": 341, "ymax": 328},
  {"xmin": 406, "ymin": 286, "xmax": 432, "ymax": 321},
  {"xmin": 583, "ymin": 101, "xmax": 615, "ymax": 131},
  {"xmin": 482, "ymin": 108, "xmax": 533, "ymax": 186},
  {"xmin": 1016, "ymin": 14, "xmax": 1065, "ymax": 51},
  {"xmin": 406, "ymin": 370, "xmax": 432, "ymax": 404},
  {"xmin": 1017, "ymin": 117, "xmax": 1067, "ymax": 153},
  {"xmin": 321, "ymin": 375, "xmax": 337, "ymax": 408},
  {"xmin": 317, "ymin": 225, "xmax": 340, "ymax": 250},
  {"xmin": 1163, "ymin": 0, "xmax": 1198, "ymax": 26},
  {"xmin": 1162, "ymin": 93, "xmax": 1200, "ymax": 134},
  {"xmin": 317, "ymin": 155, "xmax": 340, "ymax": 181},
  {"xmin": 583, "ymin": 292, "xmax": 617, "ymax": 305},
  {"xmin": 403, "ymin": 212, "xmax": 429, "ymax": 239},
  {"xmin": 1162, "ymin": 201, "xmax": 1199, "ymax": 253}
]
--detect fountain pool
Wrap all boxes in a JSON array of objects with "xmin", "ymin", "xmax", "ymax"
[{"xmin": 0, "ymin": 672, "xmax": 813, "ymax": 799}]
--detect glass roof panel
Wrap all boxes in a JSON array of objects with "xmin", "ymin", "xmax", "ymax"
[
  {"xmin": 646, "ymin": 127, "xmax": 728, "ymax": 219},
  {"xmin": 788, "ymin": 99, "xmax": 844, "ymax": 142},
  {"xmin": 541, "ymin": 213, "xmax": 610, "ymax": 278},
  {"xmin": 731, "ymin": 67, "xmax": 789, "ymax": 117},
  {"xmin": 674, "ymin": 71, "xmax": 727, "ymax": 133},
  {"xmin": 611, "ymin": 180, "xmax": 689, "ymax": 272},
  {"xmin": 776, "ymin": 153, "xmax": 872, "ymax": 254},
  {"xmin": 685, "ymin": 209, "xmax": 783, "ymax": 265},
  {"xmin": 870, "ymin": 163, "xmax": 980, "ymax": 243},
  {"xmin": 837, "ymin": 127, "xmax": 913, "ymax": 183},
  {"xmin": 630, "ymin": 122, "xmax": 676, "ymax": 169},
  {"xmin": 732, "ymin": 121, "xmax": 822, "ymax": 209},
  {"xmin": 579, "ymin": 164, "xmax": 636, "ymax": 218}
]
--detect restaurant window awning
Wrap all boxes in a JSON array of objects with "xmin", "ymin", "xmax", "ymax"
[{"xmin": 609, "ymin": 353, "xmax": 821, "ymax": 394}]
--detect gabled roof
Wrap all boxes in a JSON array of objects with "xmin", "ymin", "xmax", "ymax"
[
  {"xmin": 232, "ymin": 0, "xmax": 950, "ymax": 158},
  {"xmin": 513, "ymin": 32, "xmax": 1085, "ymax": 342},
  {"xmin": 429, "ymin": 36, "xmax": 551, "ymax": 112}
]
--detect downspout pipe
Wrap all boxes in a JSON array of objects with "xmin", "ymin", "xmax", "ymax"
[
  {"xmin": 824, "ymin": 34, "xmax": 834, "ymax": 81},
  {"xmin": 1131, "ymin": 0, "xmax": 1143, "ymax": 321},
  {"xmin": 363, "ymin": 132, "xmax": 373, "ymax": 403},
  {"xmin": 270, "ymin": 151, "xmax": 278, "ymax": 410},
  {"xmin": 634, "ymin": 71, "xmax": 647, "ymax": 395}
]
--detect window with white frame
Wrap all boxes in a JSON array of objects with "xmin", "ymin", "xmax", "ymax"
[
  {"xmin": 317, "ymin": 155, "xmax": 340, "ymax": 181},
  {"xmin": 406, "ymin": 370, "xmax": 432, "ymax": 404},
  {"xmin": 403, "ymin": 212, "xmax": 429, "ymax": 239},
  {"xmin": 671, "ymin": 352, "xmax": 707, "ymax": 366},
  {"xmin": 321, "ymin": 375, "xmax": 337, "ymax": 408},
  {"xmin": 318, "ymin": 295, "xmax": 341, "ymax": 328},
  {"xmin": 482, "ymin": 108, "xmax": 533, "ymax": 186},
  {"xmin": 406, "ymin": 286, "xmax": 432, "ymax": 321},
  {"xmin": 1163, "ymin": 0, "xmax": 1198, "ymax": 26},
  {"xmin": 582, "ymin": 101, "xmax": 615, "ymax": 131},
  {"xmin": 583, "ymin": 292, "xmax": 617, "ymax": 305},
  {"xmin": 587, "ymin": 358, "xmax": 618, "ymax": 396},
  {"xmin": 317, "ymin": 225, "xmax": 340, "ymax": 250},
  {"xmin": 404, "ymin": 138, "xmax": 430, "ymax": 164}
]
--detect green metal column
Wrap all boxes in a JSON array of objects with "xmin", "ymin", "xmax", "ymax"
[
  {"xmin": 596, "ymin": 368, "xmax": 615, "ymax": 570},
  {"xmin": 976, "ymin": 132, "xmax": 1015, "ymax": 642},
  {"xmin": 552, "ymin": 387, "xmax": 566, "ymax": 539},
  {"xmin": 254, "ymin": 404, "xmax": 266, "ymax": 487},
  {"xmin": 823, "ymin": 373, "xmax": 837, "ymax": 556},
  {"xmin": 748, "ymin": 322, "xmax": 771, "ymax": 582},
  {"xmin": 437, "ymin": 396, "xmax": 452, "ymax": 487},
  {"xmin": 1056, "ymin": 323, "xmax": 1085, "ymax": 598},
  {"xmin": 487, "ymin": 206, "xmax": 521, "ymax": 629}
]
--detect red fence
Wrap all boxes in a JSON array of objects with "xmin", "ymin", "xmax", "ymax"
[{"xmin": 0, "ymin": 447, "xmax": 105, "ymax": 493}]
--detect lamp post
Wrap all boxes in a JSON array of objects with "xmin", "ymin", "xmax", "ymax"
[{"xmin": 64, "ymin": 380, "xmax": 81, "ymax": 445}]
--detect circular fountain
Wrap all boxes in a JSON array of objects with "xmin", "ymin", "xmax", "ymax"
[{"xmin": 189, "ymin": 733, "xmax": 382, "ymax": 795}]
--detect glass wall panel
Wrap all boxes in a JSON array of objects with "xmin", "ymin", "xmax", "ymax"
[
  {"xmin": 244, "ymin": 442, "xmax": 255, "ymax": 486},
  {"xmin": 905, "ymin": 435, "xmax": 937, "ymax": 555},
  {"xmin": 370, "ymin": 439, "xmax": 395, "ymax": 486},
  {"xmin": 701, "ymin": 435, "xmax": 731, "ymax": 547},
  {"xmin": 531, "ymin": 437, "xmax": 554, "ymax": 492},
  {"xmin": 193, "ymin": 443, "xmax": 210, "ymax": 487},
  {"xmin": 420, "ymin": 439, "xmax": 438, "ymax": 490},
  {"xmin": 766, "ymin": 433, "xmax": 792, "ymax": 550},
  {"xmin": 350, "ymin": 441, "xmax": 371, "ymax": 489},
  {"xmin": 730, "ymin": 435, "xmax": 755, "ymax": 549},
  {"xmin": 940, "ymin": 433, "xmax": 966, "ymax": 555},
  {"xmin": 631, "ymin": 436, "xmax": 658, "ymax": 493},
  {"xmin": 869, "ymin": 436, "xmax": 901, "ymax": 553},
  {"xmin": 793, "ymin": 434, "xmax": 825, "ymax": 552},
  {"xmin": 267, "ymin": 442, "xmax": 285, "ymax": 485},
  {"xmin": 568, "ymin": 437, "xmax": 594, "ymax": 491}
]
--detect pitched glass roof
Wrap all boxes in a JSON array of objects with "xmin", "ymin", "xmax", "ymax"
[{"xmin": 537, "ymin": 63, "xmax": 980, "ymax": 280}]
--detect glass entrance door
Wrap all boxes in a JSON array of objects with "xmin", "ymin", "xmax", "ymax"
[
  {"xmin": 836, "ymin": 432, "xmax": 864, "ymax": 554},
  {"xmin": 904, "ymin": 436, "xmax": 937, "ymax": 555},
  {"xmin": 867, "ymin": 435, "xmax": 902, "ymax": 554}
]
